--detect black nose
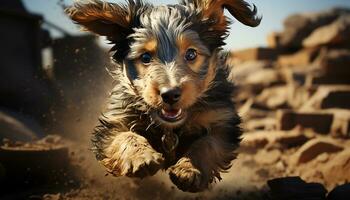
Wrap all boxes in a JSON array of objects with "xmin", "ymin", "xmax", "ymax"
[{"xmin": 160, "ymin": 87, "xmax": 181, "ymax": 105}]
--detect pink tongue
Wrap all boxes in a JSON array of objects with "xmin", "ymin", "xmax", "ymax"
[{"xmin": 164, "ymin": 109, "xmax": 179, "ymax": 117}]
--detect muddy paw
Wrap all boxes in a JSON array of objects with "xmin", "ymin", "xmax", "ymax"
[
  {"xmin": 101, "ymin": 132, "xmax": 164, "ymax": 178},
  {"xmin": 169, "ymin": 157, "xmax": 208, "ymax": 192},
  {"xmin": 126, "ymin": 148, "xmax": 164, "ymax": 178},
  {"xmin": 104, "ymin": 147, "xmax": 164, "ymax": 178}
]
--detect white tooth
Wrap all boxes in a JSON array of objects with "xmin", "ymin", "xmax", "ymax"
[{"xmin": 173, "ymin": 109, "xmax": 181, "ymax": 118}]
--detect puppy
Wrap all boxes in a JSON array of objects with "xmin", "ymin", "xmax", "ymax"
[{"xmin": 66, "ymin": 0, "xmax": 260, "ymax": 192}]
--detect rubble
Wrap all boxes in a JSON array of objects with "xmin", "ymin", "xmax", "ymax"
[
  {"xmin": 266, "ymin": 32, "xmax": 281, "ymax": 49},
  {"xmin": 289, "ymin": 138, "xmax": 344, "ymax": 165},
  {"xmin": 312, "ymin": 49, "xmax": 350, "ymax": 84},
  {"xmin": 277, "ymin": 8, "xmax": 350, "ymax": 49},
  {"xmin": 277, "ymin": 110, "xmax": 334, "ymax": 134},
  {"xmin": 231, "ymin": 47, "xmax": 279, "ymax": 61},
  {"xmin": 244, "ymin": 68, "xmax": 282, "ymax": 87},
  {"xmin": 233, "ymin": 6, "xmax": 350, "ymax": 198},
  {"xmin": 241, "ymin": 129, "xmax": 313, "ymax": 152},
  {"xmin": 254, "ymin": 149, "xmax": 281, "ymax": 165},
  {"xmin": 254, "ymin": 86, "xmax": 290, "ymax": 109},
  {"xmin": 321, "ymin": 149, "xmax": 350, "ymax": 186},
  {"xmin": 303, "ymin": 15, "xmax": 350, "ymax": 48},
  {"xmin": 277, "ymin": 48, "xmax": 320, "ymax": 67},
  {"xmin": 300, "ymin": 85, "xmax": 350, "ymax": 111}
]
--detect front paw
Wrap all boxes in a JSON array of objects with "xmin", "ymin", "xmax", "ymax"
[
  {"xmin": 127, "ymin": 148, "xmax": 164, "ymax": 178},
  {"xmin": 103, "ymin": 147, "xmax": 164, "ymax": 178},
  {"xmin": 101, "ymin": 133, "xmax": 164, "ymax": 178},
  {"xmin": 169, "ymin": 158, "xmax": 208, "ymax": 192}
]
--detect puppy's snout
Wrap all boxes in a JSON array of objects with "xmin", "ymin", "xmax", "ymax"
[{"xmin": 160, "ymin": 87, "xmax": 181, "ymax": 105}]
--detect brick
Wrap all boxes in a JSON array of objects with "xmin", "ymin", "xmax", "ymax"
[
  {"xmin": 277, "ymin": 48, "xmax": 320, "ymax": 67},
  {"xmin": 277, "ymin": 110, "xmax": 334, "ymax": 134},
  {"xmin": 232, "ymin": 47, "xmax": 279, "ymax": 61},
  {"xmin": 301, "ymin": 85, "xmax": 350, "ymax": 111},
  {"xmin": 267, "ymin": 32, "xmax": 281, "ymax": 48},
  {"xmin": 303, "ymin": 15, "xmax": 350, "ymax": 48},
  {"xmin": 290, "ymin": 137, "xmax": 344, "ymax": 165}
]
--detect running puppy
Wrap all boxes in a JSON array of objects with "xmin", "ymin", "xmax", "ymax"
[{"xmin": 66, "ymin": 0, "xmax": 260, "ymax": 192}]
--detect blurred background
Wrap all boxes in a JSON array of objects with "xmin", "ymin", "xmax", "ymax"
[{"xmin": 0, "ymin": 0, "xmax": 350, "ymax": 199}]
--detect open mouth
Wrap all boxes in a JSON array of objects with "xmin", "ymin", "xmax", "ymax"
[{"xmin": 158, "ymin": 108, "xmax": 184, "ymax": 122}]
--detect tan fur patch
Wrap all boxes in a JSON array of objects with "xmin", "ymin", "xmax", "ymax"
[
  {"xmin": 143, "ymin": 39, "xmax": 158, "ymax": 53},
  {"xmin": 132, "ymin": 39, "xmax": 158, "ymax": 76},
  {"xmin": 201, "ymin": 55, "xmax": 217, "ymax": 92},
  {"xmin": 177, "ymin": 31, "xmax": 210, "ymax": 73},
  {"xmin": 179, "ymin": 80, "xmax": 200, "ymax": 109}
]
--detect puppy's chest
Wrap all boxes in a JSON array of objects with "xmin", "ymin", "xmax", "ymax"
[
  {"xmin": 140, "ymin": 125, "xmax": 207, "ymax": 166},
  {"xmin": 141, "ymin": 123, "xmax": 206, "ymax": 149}
]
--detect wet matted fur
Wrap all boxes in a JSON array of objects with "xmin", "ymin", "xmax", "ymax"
[{"xmin": 66, "ymin": 0, "xmax": 261, "ymax": 192}]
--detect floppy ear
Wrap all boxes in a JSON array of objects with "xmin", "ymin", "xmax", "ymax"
[
  {"xmin": 183, "ymin": 0, "xmax": 261, "ymax": 29},
  {"xmin": 65, "ymin": 0, "xmax": 147, "ymax": 60}
]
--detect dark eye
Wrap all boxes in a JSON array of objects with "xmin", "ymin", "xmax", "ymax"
[
  {"xmin": 185, "ymin": 48, "xmax": 197, "ymax": 61},
  {"xmin": 140, "ymin": 52, "xmax": 152, "ymax": 64}
]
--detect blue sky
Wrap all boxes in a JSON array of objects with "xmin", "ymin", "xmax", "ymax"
[{"xmin": 23, "ymin": 0, "xmax": 350, "ymax": 50}]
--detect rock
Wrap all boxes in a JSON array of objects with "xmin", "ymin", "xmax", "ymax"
[
  {"xmin": 241, "ymin": 130, "xmax": 311, "ymax": 150},
  {"xmin": 329, "ymin": 109, "xmax": 350, "ymax": 138},
  {"xmin": 275, "ymin": 161, "xmax": 286, "ymax": 172},
  {"xmin": 232, "ymin": 47, "xmax": 279, "ymax": 61},
  {"xmin": 327, "ymin": 183, "xmax": 350, "ymax": 200},
  {"xmin": 245, "ymin": 118, "xmax": 277, "ymax": 131},
  {"xmin": 278, "ymin": 48, "xmax": 320, "ymax": 67},
  {"xmin": 241, "ymin": 132, "xmax": 269, "ymax": 150},
  {"xmin": 254, "ymin": 149, "xmax": 281, "ymax": 165},
  {"xmin": 287, "ymin": 108, "xmax": 350, "ymax": 138},
  {"xmin": 255, "ymin": 86, "xmax": 290, "ymax": 109},
  {"xmin": 321, "ymin": 90, "xmax": 350, "ymax": 110},
  {"xmin": 267, "ymin": 32, "xmax": 281, "ymax": 48},
  {"xmin": 267, "ymin": 176, "xmax": 327, "ymax": 200},
  {"xmin": 303, "ymin": 15, "xmax": 350, "ymax": 48},
  {"xmin": 279, "ymin": 8, "xmax": 350, "ymax": 49},
  {"xmin": 277, "ymin": 110, "xmax": 334, "ymax": 134},
  {"xmin": 312, "ymin": 49, "xmax": 350, "ymax": 84},
  {"xmin": 322, "ymin": 149, "xmax": 350, "ymax": 186},
  {"xmin": 245, "ymin": 68, "xmax": 281, "ymax": 86},
  {"xmin": 301, "ymin": 85, "xmax": 350, "ymax": 111},
  {"xmin": 274, "ymin": 129, "xmax": 311, "ymax": 148},
  {"xmin": 316, "ymin": 153, "xmax": 329, "ymax": 163},
  {"xmin": 228, "ymin": 60, "xmax": 272, "ymax": 83},
  {"xmin": 290, "ymin": 137, "xmax": 344, "ymax": 165}
]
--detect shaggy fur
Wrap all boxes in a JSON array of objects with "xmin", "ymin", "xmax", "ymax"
[{"xmin": 66, "ymin": 0, "xmax": 260, "ymax": 192}]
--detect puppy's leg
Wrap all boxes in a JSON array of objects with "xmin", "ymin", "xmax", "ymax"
[
  {"xmin": 101, "ymin": 131, "xmax": 164, "ymax": 178},
  {"xmin": 169, "ymin": 130, "xmax": 239, "ymax": 192}
]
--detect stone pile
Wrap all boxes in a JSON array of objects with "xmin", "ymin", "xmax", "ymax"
[{"xmin": 229, "ymin": 7, "xmax": 350, "ymax": 193}]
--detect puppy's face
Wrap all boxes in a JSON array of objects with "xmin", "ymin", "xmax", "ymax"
[
  {"xmin": 66, "ymin": 0, "xmax": 260, "ymax": 127},
  {"xmin": 127, "ymin": 10, "xmax": 216, "ymax": 127}
]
